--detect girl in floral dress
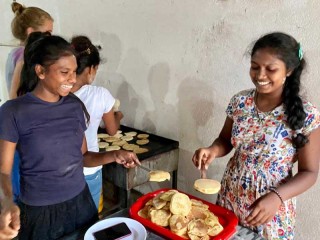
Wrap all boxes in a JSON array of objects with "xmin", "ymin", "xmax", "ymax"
[{"xmin": 192, "ymin": 32, "xmax": 320, "ymax": 239}]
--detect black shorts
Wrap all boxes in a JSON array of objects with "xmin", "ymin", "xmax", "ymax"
[{"xmin": 18, "ymin": 184, "xmax": 98, "ymax": 240}]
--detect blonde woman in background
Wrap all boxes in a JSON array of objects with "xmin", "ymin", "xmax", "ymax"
[
  {"xmin": 5, "ymin": 1, "xmax": 53, "ymax": 205},
  {"xmin": 6, "ymin": 1, "xmax": 53, "ymax": 99}
]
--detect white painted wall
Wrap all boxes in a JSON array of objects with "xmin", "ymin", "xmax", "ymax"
[{"xmin": 1, "ymin": 0, "xmax": 320, "ymax": 238}]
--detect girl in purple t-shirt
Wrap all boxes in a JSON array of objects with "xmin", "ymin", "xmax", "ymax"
[{"xmin": 0, "ymin": 33, "xmax": 140, "ymax": 240}]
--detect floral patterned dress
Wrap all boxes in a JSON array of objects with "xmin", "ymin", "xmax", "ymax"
[{"xmin": 216, "ymin": 89, "xmax": 320, "ymax": 240}]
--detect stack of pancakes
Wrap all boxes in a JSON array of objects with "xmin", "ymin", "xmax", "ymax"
[{"xmin": 138, "ymin": 190, "xmax": 223, "ymax": 239}]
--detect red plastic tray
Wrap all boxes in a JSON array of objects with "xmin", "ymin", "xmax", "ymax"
[{"xmin": 129, "ymin": 188, "xmax": 238, "ymax": 240}]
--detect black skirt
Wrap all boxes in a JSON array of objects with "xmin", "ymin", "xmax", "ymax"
[{"xmin": 18, "ymin": 184, "xmax": 98, "ymax": 240}]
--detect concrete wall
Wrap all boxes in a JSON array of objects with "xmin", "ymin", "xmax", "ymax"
[{"xmin": 1, "ymin": 0, "xmax": 319, "ymax": 238}]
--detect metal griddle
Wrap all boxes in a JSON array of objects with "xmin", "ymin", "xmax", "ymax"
[
  {"xmin": 100, "ymin": 125, "xmax": 180, "ymax": 209},
  {"xmin": 98, "ymin": 125, "xmax": 179, "ymax": 160}
]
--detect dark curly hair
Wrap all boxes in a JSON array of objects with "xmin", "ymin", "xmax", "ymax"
[
  {"xmin": 70, "ymin": 35, "xmax": 101, "ymax": 75},
  {"xmin": 251, "ymin": 32, "xmax": 307, "ymax": 148}
]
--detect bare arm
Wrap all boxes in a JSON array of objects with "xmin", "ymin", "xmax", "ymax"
[
  {"xmin": 0, "ymin": 141, "xmax": 16, "ymax": 202},
  {"xmin": 246, "ymin": 127, "xmax": 320, "ymax": 226},
  {"xmin": 0, "ymin": 140, "xmax": 20, "ymax": 238},
  {"xmin": 277, "ymin": 127, "xmax": 320, "ymax": 200},
  {"xmin": 102, "ymin": 110, "xmax": 123, "ymax": 136},
  {"xmin": 81, "ymin": 137, "xmax": 140, "ymax": 168},
  {"xmin": 9, "ymin": 60, "xmax": 23, "ymax": 99},
  {"xmin": 192, "ymin": 116, "xmax": 234, "ymax": 170}
]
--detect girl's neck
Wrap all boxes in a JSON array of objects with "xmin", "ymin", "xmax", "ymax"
[
  {"xmin": 255, "ymin": 89, "xmax": 283, "ymax": 112},
  {"xmin": 32, "ymin": 85, "xmax": 60, "ymax": 103},
  {"xmin": 71, "ymin": 76, "xmax": 87, "ymax": 93}
]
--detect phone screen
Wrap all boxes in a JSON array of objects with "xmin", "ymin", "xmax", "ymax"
[{"xmin": 93, "ymin": 222, "xmax": 132, "ymax": 240}]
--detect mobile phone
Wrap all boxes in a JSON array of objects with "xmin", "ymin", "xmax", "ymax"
[{"xmin": 93, "ymin": 222, "xmax": 132, "ymax": 240}]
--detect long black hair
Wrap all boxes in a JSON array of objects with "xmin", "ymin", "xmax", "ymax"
[
  {"xmin": 70, "ymin": 35, "xmax": 101, "ymax": 75},
  {"xmin": 18, "ymin": 32, "xmax": 90, "ymax": 123},
  {"xmin": 251, "ymin": 32, "xmax": 307, "ymax": 148}
]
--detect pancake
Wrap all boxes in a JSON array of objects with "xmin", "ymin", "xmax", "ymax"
[
  {"xmin": 149, "ymin": 170, "xmax": 170, "ymax": 182},
  {"xmin": 137, "ymin": 133, "xmax": 149, "ymax": 139},
  {"xmin": 111, "ymin": 140, "xmax": 127, "ymax": 146},
  {"xmin": 98, "ymin": 142, "xmax": 109, "ymax": 148},
  {"xmin": 170, "ymin": 193, "xmax": 192, "ymax": 216},
  {"xmin": 190, "ymin": 199, "xmax": 209, "ymax": 209},
  {"xmin": 133, "ymin": 147, "xmax": 149, "ymax": 154},
  {"xmin": 187, "ymin": 219, "xmax": 208, "ymax": 238},
  {"xmin": 125, "ymin": 131, "xmax": 137, "ymax": 137},
  {"xmin": 97, "ymin": 133, "xmax": 109, "ymax": 138},
  {"xmin": 169, "ymin": 214, "xmax": 190, "ymax": 236},
  {"xmin": 136, "ymin": 139, "xmax": 149, "ymax": 145},
  {"xmin": 159, "ymin": 190, "xmax": 178, "ymax": 201},
  {"xmin": 113, "ymin": 99, "xmax": 120, "ymax": 111},
  {"xmin": 194, "ymin": 179, "xmax": 221, "ymax": 194},
  {"xmin": 104, "ymin": 136, "xmax": 121, "ymax": 143},
  {"xmin": 121, "ymin": 135, "xmax": 134, "ymax": 141},
  {"xmin": 106, "ymin": 145, "xmax": 121, "ymax": 151},
  {"xmin": 122, "ymin": 143, "xmax": 139, "ymax": 151},
  {"xmin": 149, "ymin": 209, "xmax": 171, "ymax": 227}
]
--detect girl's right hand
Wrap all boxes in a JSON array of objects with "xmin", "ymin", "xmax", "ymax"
[
  {"xmin": 114, "ymin": 111, "xmax": 124, "ymax": 121},
  {"xmin": 192, "ymin": 147, "xmax": 216, "ymax": 170},
  {"xmin": 113, "ymin": 149, "xmax": 141, "ymax": 168},
  {"xmin": 0, "ymin": 199, "xmax": 20, "ymax": 239}
]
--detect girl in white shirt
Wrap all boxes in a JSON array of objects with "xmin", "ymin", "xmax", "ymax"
[{"xmin": 71, "ymin": 36, "xmax": 123, "ymax": 210}]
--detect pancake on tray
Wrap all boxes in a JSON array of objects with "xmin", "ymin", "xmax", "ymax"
[{"xmin": 137, "ymin": 189, "xmax": 224, "ymax": 239}]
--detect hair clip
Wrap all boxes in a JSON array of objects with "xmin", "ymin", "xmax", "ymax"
[
  {"xmin": 78, "ymin": 47, "xmax": 91, "ymax": 55},
  {"xmin": 293, "ymin": 129, "xmax": 302, "ymax": 138},
  {"xmin": 298, "ymin": 43, "xmax": 303, "ymax": 60}
]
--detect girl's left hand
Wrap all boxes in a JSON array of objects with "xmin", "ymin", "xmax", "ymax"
[{"xmin": 245, "ymin": 192, "xmax": 282, "ymax": 226}]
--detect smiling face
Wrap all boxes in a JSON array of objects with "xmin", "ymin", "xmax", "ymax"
[
  {"xmin": 36, "ymin": 55, "xmax": 77, "ymax": 101},
  {"xmin": 250, "ymin": 47, "xmax": 291, "ymax": 95}
]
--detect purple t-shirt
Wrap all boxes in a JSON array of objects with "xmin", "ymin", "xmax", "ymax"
[
  {"xmin": 5, "ymin": 47, "xmax": 24, "ymax": 92},
  {"xmin": 0, "ymin": 93, "xmax": 87, "ymax": 206}
]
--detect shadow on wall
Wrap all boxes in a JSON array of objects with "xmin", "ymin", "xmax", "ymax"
[
  {"xmin": 99, "ymin": 32, "xmax": 122, "ymax": 73},
  {"xmin": 94, "ymin": 32, "xmax": 125, "ymax": 94},
  {"xmin": 117, "ymin": 81, "xmax": 139, "ymax": 125},
  {"xmin": 142, "ymin": 62, "xmax": 178, "ymax": 139},
  {"xmin": 177, "ymin": 77, "xmax": 215, "ymax": 147},
  {"xmin": 176, "ymin": 77, "xmax": 226, "ymax": 203},
  {"xmin": 95, "ymin": 32, "xmax": 144, "ymax": 127}
]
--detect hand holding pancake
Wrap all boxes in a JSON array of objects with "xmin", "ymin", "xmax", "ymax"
[
  {"xmin": 192, "ymin": 147, "xmax": 216, "ymax": 171},
  {"xmin": 192, "ymin": 147, "xmax": 220, "ymax": 194}
]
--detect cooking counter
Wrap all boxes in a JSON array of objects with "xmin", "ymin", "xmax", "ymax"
[{"xmin": 60, "ymin": 208, "xmax": 264, "ymax": 240}]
